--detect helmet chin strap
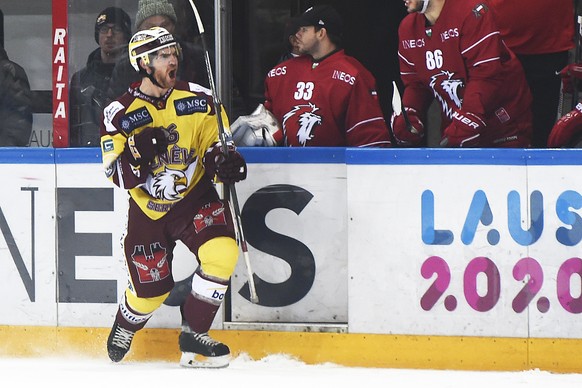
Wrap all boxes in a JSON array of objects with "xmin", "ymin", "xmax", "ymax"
[
  {"xmin": 147, "ymin": 72, "xmax": 163, "ymax": 89},
  {"xmin": 143, "ymin": 66, "xmax": 164, "ymax": 89},
  {"xmin": 420, "ymin": 0, "xmax": 430, "ymax": 13},
  {"xmin": 138, "ymin": 58, "xmax": 164, "ymax": 89}
]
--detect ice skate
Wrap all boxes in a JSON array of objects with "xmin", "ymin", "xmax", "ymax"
[
  {"xmin": 179, "ymin": 331, "xmax": 230, "ymax": 368},
  {"xmin": 107, "ymin": 322, "xmax": 135, "ymax": 362}
]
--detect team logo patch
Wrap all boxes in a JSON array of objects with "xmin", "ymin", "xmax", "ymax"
[
  {"xmin": 119, "ymin": 107, "xmax": 153, "ymax": 135},
  {"xmin": 146, "ymin": 166, "xmax": 189, "ymax": 200},
  {"xmin": 282, "ymin": 103, "xmax": 323, "ymax": 146},
  {"xmin": 495, "ymin": 107, "xmax": 511, "ymax": 123},
  {"xmin": 192, "ymin": 201, "xmax": 227, "ymax": 233},
  {"xmin": 174, "ymin": 96, "xmax": 208, "ymax": 116},
  {"xmin": 102, "ymin": 139, "xmax": 114, "ymax": 152},
  {"xmin": 472, "ymin": 3, "xmax": 488, "ymax": 18},
  {"xmin": 429, "ymin": 70, "xmax": 465, "ymax": 119},
  {"xmin": 131, "ymin": 242, "xmax": 170, "ymax": 283}
]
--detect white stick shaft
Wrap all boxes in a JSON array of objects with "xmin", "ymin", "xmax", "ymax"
[
  {"xmin": 391, "ymin": 81, "xmax": 402, "ymax": 116},
  {"xmin": 188, "ymin": 0, "xmax": 205, "ymax": 34},
  {"xmin": 188, "ymin": 0, "xmax": 259, "ymax": 304}
]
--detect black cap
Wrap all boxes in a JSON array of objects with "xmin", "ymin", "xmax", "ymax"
[
  {"xmin": 295, "ymin": 5, "xmax": 343, "ymax": 37},
  {"xmin": 94, "ymin": 7, "xmax": 132, "ymax": 43},
  {"xmin": 283, "ymin": 17, "xmax": 300, "ymax": 39}
]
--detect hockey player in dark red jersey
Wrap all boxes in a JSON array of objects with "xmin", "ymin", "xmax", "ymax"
[
  {"xmin": 100, "ymin": 27, "xmax": 247, "ymax": 368},
  {"xmin": 263, "ymin": 5, "xmax": 392, "ymax": 147},
  {"xmin": 487, "ymin": 0, "xmax": 574, "ymax": 148},
  {"xmin": 392, "ymin": 0, "xmax": 533, "ymax": 147}
]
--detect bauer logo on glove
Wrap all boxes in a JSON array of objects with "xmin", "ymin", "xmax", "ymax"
[{"xmin": 440, "ymin": 110, "xmax": 485, "ymax": 148}]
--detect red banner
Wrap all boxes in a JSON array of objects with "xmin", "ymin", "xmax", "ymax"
[{"xmin": 52, "ymin": 0, "xmax": 68, "ymax": 147}]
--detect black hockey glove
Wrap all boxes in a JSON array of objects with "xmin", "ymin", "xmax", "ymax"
[
  {"xmin": 124, "ymin": 126, "xmax": 169, "ymax": 166},
  {"xmin": 204, "ymin": 142, "xmax": 247, "ymax": 184}
]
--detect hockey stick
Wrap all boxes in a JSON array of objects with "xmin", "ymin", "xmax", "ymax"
[
  {"xmin": 392, "ymin": 80, "xmax": 428, "ymax": 144},
  {"xmin": 188, "ymin": 0, "xmax": 259, "ymax": 304},
  {"xmin": 391, "ymin": 80, "xmax": 413, "ymax": 131},
  {"xmin": 573, "ymin": 10, "xmax": 582, "ymax": 110},
  {"xmin": 557, "ymin": 80, "xmax": 565, "ymax": 121}
]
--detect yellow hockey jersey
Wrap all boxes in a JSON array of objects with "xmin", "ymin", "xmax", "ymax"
[{"xmin": 100, "ymin": 80, "xmax": 229, "ymax": 220}]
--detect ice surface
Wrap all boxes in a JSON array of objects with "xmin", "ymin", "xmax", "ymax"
[{"xmin": 2, "ymin": 353, "xmax": 582, "ymax": 388}]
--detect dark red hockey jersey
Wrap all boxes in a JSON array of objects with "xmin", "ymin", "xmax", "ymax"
[
  {"xmin": 264, "ymin": 50, "xmax": 391, "ymax": 147},
  {"xmin": 397, "ymin": 0, "xmax": 532, "ymax": 147},
  {"xmin": 487, "ymin": 0, "xmax": 574, "ymax": 55}
]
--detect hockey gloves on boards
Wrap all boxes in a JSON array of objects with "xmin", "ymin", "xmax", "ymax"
[
  {"xmin": 125, "ymin": 126, "xmax": 169, "ymax": 166},
  {"xmin": 440, "ymin": 110, "xmax": 485, "ymax": 148},
  {"xmin": 547, "ymin": 103, "xmax": 582, "ymax": 148},
  {"xmin": 390, "ymin": 107, "xmax": 424, "ymax": 146},
  {"xmin": 204, "ymin": 142, "xmax": 247, "ymax": 184}
]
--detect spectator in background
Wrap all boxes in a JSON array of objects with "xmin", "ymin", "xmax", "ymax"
[
  {"xmin": 277, "ymin": 18, "xmax": 302, "ymax": 64},
  {"xmin": 107, "ymin": 0, "xmax": 207, "ymax": 101},
  {"xmin": 487, "ymin": 0, "xmax": 575, "ymax": 148},
  {"xmin": 392, "ymin": 0, "xmax": 532, "ymax": 148},
  {"xmin": 262, "ymin": 5, "xmax": 391, "ymax": 147},
  {"xmin": 0, "ymin": 43, "xmax": 33, "ymax": 146},
  {"xmin": 69, "ymin": 7, "xmax": 131, "ymax": 147}
]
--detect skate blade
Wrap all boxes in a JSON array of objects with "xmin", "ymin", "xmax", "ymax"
[{"xmin": 179, "ymin": 352, "xmax": 230, "ymax": 368}]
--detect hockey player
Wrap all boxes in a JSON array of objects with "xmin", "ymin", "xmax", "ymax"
[
  {"xmin": 486, "ymin": 0, "xmax": 574, "ymax": 148},
  {"xmin": 263, "ymin": 5, "xmax": 391, "ymax": 147},
  {"xmin": 392, "ymin": 0, "xmax": 533, "ymax": 147},
  {"xmin": 100, "ymin": 27, "xmax": 247, "ymax": 368}
]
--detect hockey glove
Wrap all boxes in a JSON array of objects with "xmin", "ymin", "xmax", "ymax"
[
  {"xmin": 230, "ymin": 104, "xmax": 281, "ymax": 146},
  {"xmin": 559, "ymin": 63, "xmax": 582, "ymax": 94},
  {"xmin": 440, "ymin": 110, "xmax": 485, "ymax": 148},
  {"xmin": 547, "ymin": 103, "xmax": 582, "ymax": 147},
  {"xmin": 390, "ymin": 107, "xmax": 424, "ymax": 146},
  {"xmin": 125, "ymin": 126, "xmax": 169, "ymax": 166},
  {"xmin": 204, "ymin": 142, "xmax": 248, "ymax": 184}
]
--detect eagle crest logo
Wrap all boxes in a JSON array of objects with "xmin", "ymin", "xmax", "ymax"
[
  {"xmin": 282, "ymin": 103, "xmax": 323, "ymax": 146},
  {"xmin": 146, "ymin": 166, "xmax": 189, "ymax": 200}
]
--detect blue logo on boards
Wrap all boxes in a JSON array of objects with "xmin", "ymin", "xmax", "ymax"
[
  {"xmin": 175, "ymin": 96, "xmax": 207, "ymax": 116},
  {"xmin": 421, "ymin": 189, "xmax": 582, "ymax": 246},
  {"xmin": 119, "ymin": 107, "xmax": 153, "ymax": 134}
]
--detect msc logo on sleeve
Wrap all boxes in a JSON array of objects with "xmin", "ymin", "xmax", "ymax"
[
  {"xmin": 120, "ymin": 107, "xmax": 153, "ymax": 134},
  {"xmin": 175, "ymin": 96, "xmax": 208, "ymax": 116}
]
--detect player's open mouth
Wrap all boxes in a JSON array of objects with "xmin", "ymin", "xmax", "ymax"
[{"xmin": 169, "ymin": 70, "xmax": 176, "ymax": 79}]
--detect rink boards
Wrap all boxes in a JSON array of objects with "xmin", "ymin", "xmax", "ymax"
[{"xmin": 0, "ymin": 147, "xmax": 581, "ymax": 372}]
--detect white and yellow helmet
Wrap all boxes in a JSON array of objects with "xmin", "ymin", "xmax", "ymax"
[{"xmin": 128, "ymin": 26, "xmax": 179, "ymax": 72}]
